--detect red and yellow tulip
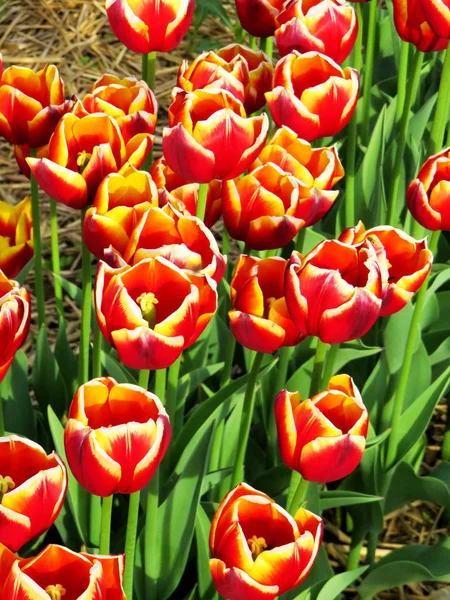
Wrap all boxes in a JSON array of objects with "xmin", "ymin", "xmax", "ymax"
[
  {"xmin": 421, "ymin": 0, "xmax": 450, "ymax": 38},
  {"xmin": 393, "ymin": 0, "xmax": 448, "ymax": 51},
  {"xmin": 275, "ymin": 375, "xmax": 368, "ymax": 483},
  {"xmin": 235, "ymin": 0, "xmax": 286, "ymax": 37},
  {"xmin": 209, "ymin": 483, "xmax": 323, "ymax": 600},
  {"xmin": 0, "ymin": 197, "xmax": 33, "ymax": 279}
]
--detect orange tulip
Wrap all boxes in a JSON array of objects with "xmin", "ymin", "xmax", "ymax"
[
  {"xmin": 393, "ymin": 0, "xmax": 448, "ymax": 51},
  {"xmin": 26, "ymin": 112, "xmax": 153, "ymax": 209},
  {"xmin": 421, "ymin": 0, "xmax": 450, "ymax": 38},
  {"xmin": 0, "ymin": 271, "xmax": 30, "ymax": 384},
  {"xmin": 229, "ymin": 255, "xmax": 304, "ymax": 353},
  {"xmin": 64, "ymin": 377, "xmax": 171, "ymax": 497},
  {"xmin": 13, "ymin": 143, "xmax": 49, "ymax": 179},
  {"xmin": 83, "ymin": 167, "xmax": 158, "ymax": 260},
  {"xmin": 0, "ymin": 197, "xmax": 33, "ymax": 279},
  {"xmin": 339, "ymin": 222, "xmax": 433, "ymax": 316},
  {"xmin": 106, "ymin": 0, "xmax": 195, "ymax": 53},
  {"xmin": 406, "ymin": 148, "xmax": 450, "ymax": 230},
  {"xmin": 0, "ymin": 62, "xmax": 66, "ymax": 146},
  {"xmin": 285, "ymin": 240, "xmax": 383, "ymax": 343},
  {"xmin": 275, "ymin": 374, "xmax": 368, "ymax": 483},
  {"xmin": 163, "ymin": 88, "xmax": 269, "ymax": 183},
  {"xmin": 95, "ymin": 256, "xmax": 217, "ymax": 370},
  {"xmin": 82, "ymin": 73, "xmax": 158, "ymax": 143},
  {"xmin": 0, "ymin": 436, "xmax": 67, "ymax": 552},
  {"xmin": 0, "ymin": 542, "xmax": 125, "ymax": 599},
  {"xmin": 266, "ymin": 51, "xmax": 359, "ymax": 141},
  {"xmin": 235, "ymin": 0, "xmax": 286, "ymax": 37},
  {"xmin": 151, "ymin": 157, "xmax": 223, "ymax": 228},
  {"xmin": 275, "ymin": 0, "xmax": 358, "ymax": 63},
  {"xmin": 209, "ymin": 483, "xmax": 323, "ymax": 600}
]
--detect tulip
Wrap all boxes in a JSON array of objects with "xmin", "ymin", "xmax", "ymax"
[
  {"xmin": 266, "ymin": 51, "xmax": 359, "ymax": 141},
  {"xmin": 285, "ymin": 239, "xmax": 383, "ymax": 343},
  {"xmin": 406, "ymin": 148, "xmax": 450, "ymax": 230},
  {"xmin": 106, "ymin": 0, "xmax": 195, "ymax": 54},
  {"xmin": 421, "ymin": 0, "xmax": 450, "ymax": 38},
  {"xmin": 82, "ymin": 73, "xmax": 158, "ymax": 143},
  {"xmin": 83, "ymin": 167, "xmax": 159, "ymax": 260},
  {"xmin": 275, "ymin": 0, "xmax": 358, "ymax": 64},
  {"xmin": 229, "ymin": 255, "xmax": 304, "ymax": 353},
  {"xmin": 26, "ymin": 112, "xmax": 153, "ymax": 209},
  {"xmin": 0, "ymin": 197, "xmax": 33, "ymax": 279},
  {"xmin": 0, "ymin": 542, "xmax": 125, "ymax": 599},
  {"xmin": 0, "ymin": 271, "xmax": 31, "ymax": 384},
  {"xmin": 64, "ymin": 377, "xmax": 171, "ymax": 497},
  {"xmin": 393, "ymin": 0, "xmax": 448, "ymax": 51},
  {"xmin": 209, "ymin": 483, "xmax": 323, "ymax": 600},
  {"xmin": 13, "ymin": 143, "xmax": 49, "ymax": 179},
  {"xmin": 151, "ymin": 157, "xmax": 223, "ymax": 228},
  {"xmin": 163, "ymin": 88, "xmax": 269, "ymax": 183},
  {"xmin": 275, "ymin": 374, "xmax": 368, "ymax": 482},
  {"xmin": 95, "ymin": 256, "xmax": 217, "ymax": 370},
  {"xmin": 235, "ymin": 0, "xmax": 286, "ymax": 37},
  {"xmin": 339, "ymin": 222, "xmax": 433, "ymax": 316},
  {"xmin": 0, "ymin": 62, "xmax": 66, "ymax": 147},
  {"xmin": 0, "ymin": 436, "xmax": 67, "ymax": 552}
]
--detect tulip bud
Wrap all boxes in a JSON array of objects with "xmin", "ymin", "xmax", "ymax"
[
  {"xmin": 393, "ymin": 0, "xmax": 448, "ymax": 51},
  {"xmin": 235, "ymin": 0, "xmax": 285, "ymax": 37},
  {"xmin": 0, "ymin": 197, "xmax": 33, "ymax": 279}
]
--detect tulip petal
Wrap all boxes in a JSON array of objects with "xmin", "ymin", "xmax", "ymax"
[
  {"xmin": 210, "ymin": 559, "xmax": 279, "ymax": 600},
  {"xmin": 112, "ymin": 326, "xmax": 184, "ymax": 370},
  {"xmin": 163, "ymin": 124, "xmax": 215, "ymax": 183},
  {"xmin": 26, "ymin": 158, "xmax": 88, "ymax": 209},
  {"xmin": 229, "ymin": 310, "xmax": 285, "ymax": 353},
  {"xmin": 300, "ymin": 434, "xmax": 366, "ymax": 482}
]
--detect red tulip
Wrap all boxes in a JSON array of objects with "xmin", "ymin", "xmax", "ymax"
[
  {"xmin": 393, "ymin": 0, "xmax": 448, "ymax": 51},
  {"xmin": 0, "ymin": 197, "xmax": 33, "ymax": 279},
  {"xmin": 275, "ymin": 374, "xmax": 368, "ymax": 482},
  {"xmin": 235, "ymin": 0, "xmax": 286, "ymax": 37},
  {"xmin": 13, "ymin": 143, "xmax": 49, "ymax": 179},
  {"xmin": 421, "ymin": 0, "xmax": 450, "ymax": 38}
]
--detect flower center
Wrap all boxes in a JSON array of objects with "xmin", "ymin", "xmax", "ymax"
[
  {"xmin": 247, "ymin": 535, "xmax": 267, "ymax": 560},
  {"xmin": 0, "ymin": 475, "xmax": 15, "ymax": 502},
  {"xmin": 137, "ymin": 292, "xmax": 159, "ymax": 329},
  {"xmin": 45, "ymin": 584, "xmax": 66, "ymax": 600},
  {"xmin": 76, "ymin": 150, "xmax": 92, "ymax": 173}
]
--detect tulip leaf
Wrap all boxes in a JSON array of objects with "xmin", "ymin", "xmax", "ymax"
[
  {"xmin": 365, "ymin": 428, "xmax": 391, "ymax": 449},
  {"xmin": 101, "ymin": 348, "xmax": 137, "ymax": 384},
  {"xmin": 251, "ymin": 465, "xmax": 291, "ymax": 499},
  {"xmin": 319, "ymin": 490, "xmax": 382, "ymax": 510},
  {"xmin": 54, "ymin": 317, "xmax": 78, "ymax": 397},
  {"xmin": 178, "ymin": 362, "xmax": 224, "ymax": 401},
  {"xmin": 201, "ymin": 467, "xmax": 232, "ymax": 497},
  {"xmin": 196, "ymin": 504, "xmax": 219, "ymax": 600},
  {"xmin": 15, "ymin": 256, "xmax": 34, "ymax": 285},
  {"xmin": 291, "ymin": 546, "xmax": 334, "ymax": 599},
  {"xmin": 332, "ymin": 341, "xmax": 382, "ymax": 374},
  {"xmin": 384, "ymin": 302, "xmax": 415, "ymax": 374},
  {"xmin": 0, "ymin": 350, "xmax": 35, "ymax": 438},
  {"xmin": 54, "ymin": 274, "xmax": 82, "ymax": 308},
  {"xmin": 316, "ymin": 566, "xmax": 369, "ymax": 600}
]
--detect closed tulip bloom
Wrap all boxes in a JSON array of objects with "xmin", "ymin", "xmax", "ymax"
[
  {"xmin": 106, "ymin": 0, "xmax": 195, "ymax": 53},
  {"xmin": 275, "ymin": 374, "xmax": 368, "ymax": 483},
  {"xmin": 0, "ymin": 63, "xmax": 66, "ymax": 147},
  {"xmin": 235, "ymin": 0, "xmax": 286, "ymax": 37},
  {"xmin": 0, "ymin": 542, "xmax": 125, "ymax": 599},
  {"xmin": 229, "ymin": 255, "xmax": 304, "ymax": 354},
  {"xmin": 421, "ymin": 0, "xmax": 450, "ymax": 38},
  {"xmin": 163, "ymin": 88, "xmax": 269, "ymax": 183},
  {"xmin": 275, "ymin": 0, "xmax": 358, "ymax": 63},
  {"xmin": 0, "ymin": 197, "xmax": 33, "ymax": 279},
  {"xmin": 393, "ymin": 0, "xmax": 448, "ymax": 51},
  {"xmin": 0, "ymin": 272, "xmax": 31, "ymax": 383},
  {"xmin": 210, "ymin": 483, "xmax": 323, "ymax": 600},
  {"xmin": 406, "ymin": 148, "xmax": 450, "ymax": 229},
  {"xmin": 95, "ymin": 256, "xmax": 217, "ymax": 370},
  {"xmin": 339, "ymin": 222, "xmax": 433, "ymax": 316},
  {"xmin": 0, "ymin": 436, "xmax": 67, "ymax": 552},
  {"xmin": 26, "ymin": 112, "xmax": 153, "ymax": 209},
  {"xmin": 285, "ymin": 239, "xmax": 382, "ymax": 343},
  {"xmin": 83, "ymin": 168, "xmax": 158, "ymax": 260},
  {"xmin": 266, "ymin": 51, "xmax": 359, "ymax": 141},
  {"xmin": 64, "ymin": 377, "xmax": 171, "ymax": 496}
]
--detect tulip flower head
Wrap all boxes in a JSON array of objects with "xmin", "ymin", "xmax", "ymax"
[
  {"xmin": 229, "ymin": 255, "xmax": 304, "ymax": 353},
  {"xmin": 163, "ymin": 88, "xmax": 269, "ymax": 183},
  {"xmin": 0, "ymin": 436, "xmax": 67, "ymax": 552},
  {"xmin": 266, "ymin": 51, "xmax": 360, "ymax": 141},
  {"xmin": 421, "ymin": 0, "xmax": 450, "ymax": 38},
  {"xmin": 0, "ymin": 197, "xmax": 33, "ymax": 279},
  {"xmin": 406, "ymin": 148, "xmax": 450, "ymax": 229},
  {"xmin": 64, "ymin": 377, "xmax": 171, "ymax": 496},
  {"xmin": 275, "ymin": 0, "xmax": 358, "ymax": 64},
  {"xmin": 209, "ymin": 483, "xmax": 323, "ymax": 600},
  {"xmin": 275, "ymin": 374, "xmax": 368, "ymax": 482},
  {"xmin": 339, "ymin": 222, "xmax": 433, "ymax": 316},
  {"xmin": 235, "ymin": 0, "xmax": 286, "ymax": 37},
  {"xmin": 106, "ymin": 0, "xmax": 195, "ymax": 53},
  {"xmin": 393, "ymin": 0, "xmax": 448, "ymax": 51}
]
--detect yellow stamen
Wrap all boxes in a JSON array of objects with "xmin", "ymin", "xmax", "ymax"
[
  {"xmin": 0, "ymin": 475, "xmax": 15, "ymax": 502},
  {"xmin": 45, "ymin": 584, "xmax": 66, "ymax": 600},
  {"xmin": 137, "ymin": 292, "xmax": 159, "ymax": 329},
  {"xmin": 76, "ymin": 150, "xmax": 92, "ymax": 173},
  {"xmin": 247, "ymin": 535, "xmax": 267, "ymax": 560}
]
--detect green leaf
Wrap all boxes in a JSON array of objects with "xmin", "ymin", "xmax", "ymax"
[
  {"xmin": 252, "ymin": 465, "xmax": 291, "ymax": 498},
  {"xmin": 54, "ymin": 318, "xmax": 78, "ymax": 398},
  {"xmin": 332, "ymin": 341, "xmax": 382, "ymax": 373},
  {"xmin": 0, "ymin": 350, "xmax": 35, "ymax": 438},
  {"xmin": 384, "ymin": 303, "xmax": 415, "ymax": 374},
  {"xmin": 54, "ymin": 274, "xmax": 82, "ymax": 307},
  {"xmin": 366, "ymin": 428, "xmax": 391, "ymax": 449},
  {"xmin": 385, "ymin": 462, "xmax": 450, "ymax": 513},
  {"xmin": 32, "ymin": 325, "xmax": 68, "ymax": 417},
  {"xmin": 178, "ymin": 363, "xmax": 224, "ymax": 402},
  {"xmin": 101, "ymin": 349, "xmax": 137, "ymax": 384},
  {"xmin": 320, "ymin": 490, "xmax": 382, "ymax": 510},
  {"xmin": 317, "ymin": 566, "xmax": 369, "ymax": 600},
  {"xmin": 196, "ymin": 505, "xmax": 219, "ymax": 600},
  {"xmin": 201, "ymin": 468, "xmax": 232, "ymax": 497},
  {"xmin": 15, "ymin": 257, "xmax": 35, "ymax": 285}
]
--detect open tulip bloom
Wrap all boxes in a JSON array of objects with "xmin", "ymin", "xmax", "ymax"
[{"xmin": 0, "ymin": 196, "xmax": 33, "ymax": 279}]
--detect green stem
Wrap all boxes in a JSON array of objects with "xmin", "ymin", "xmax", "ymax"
[
  {"xmin": 442, "ymin": 427, "xmax": 450, "ymax": 461},
  {"xmin": 89, "ymin": 495, "xmax": 101, "ymax": 552},
  {"xmin": 321, "ymin": 343, "xmax": 340, "ymax": 387},
  {"xmin": 230, "ymin": 352, "xmax": 265, "ymax": 488},
  {"xmin": 49, "ymin": 199, "xmax": 63, "ymax": 317},
  {"xmin": 268, "ymin": 346, "xmax": 291, "ymax": 459},
  {"xmin": 361, "ymin": 0, "xmax": 378, "ymax": 144},
  {"xmin": 99, "ymin": 495, "xmax": 113, "ymax": 555},
  {"xmin": 387, "ymin": 49, "xmax": 424, "ymax": 226},
  {"xmin": 347, "ymin": 539, "xmax": 364, "ymax": 570},
  {"xmin": 249, "ymin": 35, "xmax": 257, "ymax": 50},
  {"xmin": 166, "ymin": 357, "xmax": 181, "ymax": 426},
  {"xmin": 143, "ymin": 51, "xmax": 156, "ymax": 90},
  {"xmin": 0, "ymin": 396, "xmax": 5, "ymax": 436},
  {"xmin": 196, "ymin": 182, "xmax": 208, "ymax": 222},
  {"xmin": 92, "ymin": 318, "xmax": 102, "ymax": 379},
  {"xmin": 429, "ymin": 48, "xmax": 450, "ymax": 155},
  {"xmin": 385, "ymin": 230, "xmax": 440, "ymax": 469},
  {"xmin": 309, "ymin": 340, "xmax": 329, "ymax": 397},
  {"xmin": 220, "ymin": 334, "xmax": 236, "ymax": 387},
  {"xmin": 287, "ymin": 474, "xmax": 309, "ymax": 515},
  {"xmin": 139, "ymin": 369, "xmax": 150, "ymax": 390},
  {"xmin": 154, "ymin": 368, "xmax": 167, "ymax": 404},
  {"xmin": 263, "ymin": 36, "xmax": 273, "ymax": 60},
  {"xmin": 79, "ymin": 210, "xmax": 92, "ymax": 385},
  {"xmin": 124, "ymin": 490, "xmax": 141, "ymax": 600},
  {"xmin": 30, "ymin": 147, "xmax": 46, "ymax": 328},
  {"xmin": 145, "ymin": 472, "xmax": 159, "ymax": 599},
  {"xmin": 295, "ymin": 228, "xmax": 307, "ymax": 254},
  {"xmin": 395, "ymin": 43, "xmax": 410, "ymax": 124}
]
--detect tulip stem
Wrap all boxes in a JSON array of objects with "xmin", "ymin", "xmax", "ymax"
[
  {"xmin": 124, "ymin": 490, "xmax": 141, "ymax": 600},
  {"xmin": 79, "ymin": 210, "xmax": 92, "ymax": 385},
  {"xmin": 99, "ymin": 495, "xmax": 113, "ymax": 555},
  {"xmin": 321, "ymin": 343, "xmax": 340, "ymax": 388},
  {"xmin": 385, "ymin": 230, "xmax": 440, "ymax": 470},
  {"xmin": 0, "ymin": 395, "xmax": 5, "ymax": 437},
  {"xmin": 249, "ymin": 35, "xmax": 257, "ymax": 50},
  {"xmin": 139, "ymin": 369, "xmax": 150, "ymax": 390},
  {"xmin": 92, "ymin": 319, "xmax": 102, "ymax": 379},
  {"xmin": 49, "ymin": 199, "xmax": 64, "ymax": 317},
  {"xmin": 361, "ymin": 0, "xmax": 378, "ymax": 144},
  {"xmin": 309, "ymin": 339, "xmax": 328, "ymax": 397},
  {"xmin": 268, "ymin": 346, "xmax": 292, "ymax": 461},
  {"xmin": 30, "ymin": 147, "xmax": 46, "ymax": 328},
  {"xmin": 230, "ymin": 351, "xmax": 265, "ymax": 488},
  {"xmin": 295, "ymin": 229, "xmax": 306, "ymax": 254},
  {"xmin": 395, "ymin": 43, "xmax": 410, "ymax": 124},
  {"xmin": 263, "ymin": 36, "xmax": 273, "ymax": 61},
  {"xmin": 154, "ymin": 368, "xmax": 167, "ymax": 403},
  {"xmin": 166, "ymin": 357, "xmax": 181, "ymax": 427},
  {"xmin": 429, "ymin": 48, "xmax": 450, "ymax": 155},
  {"xmin": 196, "ymin": 182, "xmax": 208, "ymax": 222},
  {"xmin": 142, "ymin": 51, "xmax": 157, "ymax": 91},
  {"xmin": 287, "ymin": 473, "xmax": 309, "ymax": 515},
  {"xmin": 347, "ymin": 539, "xmax": 364, "ymax": 570},
  {"xmin": 387, "ymin": 48, "xmax": 424, "ymax": 227}
]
